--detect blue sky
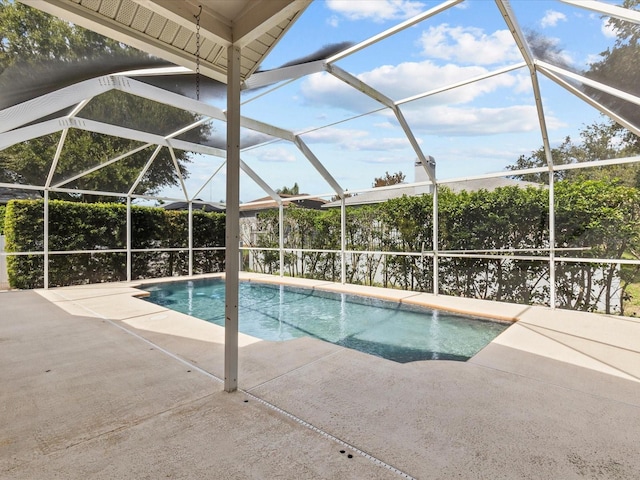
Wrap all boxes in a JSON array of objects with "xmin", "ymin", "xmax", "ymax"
[{"xmin": 159, "ymin": 0, "xmax": 622, "ymax": 204}]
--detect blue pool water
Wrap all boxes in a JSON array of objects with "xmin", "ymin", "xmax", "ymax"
[{"xmin": 141, "ymin": 278, "xmax": 510, "ymax": 363}]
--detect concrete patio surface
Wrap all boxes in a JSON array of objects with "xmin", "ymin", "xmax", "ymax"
[{"xmin": 1, "ymin": 274, "xmax": 640, "ymax": 479}]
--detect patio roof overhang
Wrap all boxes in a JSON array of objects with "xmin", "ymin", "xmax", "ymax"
[{"xmin": 20, "ymin": 0, "xmax": 312, "ymax": 85}]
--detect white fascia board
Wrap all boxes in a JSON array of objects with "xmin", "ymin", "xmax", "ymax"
[
  {"xmin": 325, "ymin": 64, "xmax": 395, "ymax": 108},
  {"xmin": 0, "ymin": 76, "xmax": 114, "ymax": 133},
  {"xmin": 326, "ymin": 0, "xmax": 464, "ymax": 64},
  {"xmin": 559, "ymin": 0, "xmax": 640, "ymax": 25},
  {"xmin": 0, "ymin": 119, "xmax": 64, "ymax": 151},
  {"xmin": 240, "ymin": 159, "xmax": 281, "ymax": 204}
]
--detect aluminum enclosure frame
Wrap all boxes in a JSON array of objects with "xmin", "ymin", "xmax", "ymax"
[{"xmin": 2, "ymin": 0, "xmax": 640, "ymax": 391}]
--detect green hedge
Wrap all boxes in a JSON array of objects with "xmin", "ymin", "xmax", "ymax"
[
  {"xmin": 4, "ymin": 200, "xmax": 225, "ymax": 288},
  {"xmin": 0, "ymin": 205, "xmax": 6, "ymax": 235},
  {"xmin": 252, "ymin": 181, "xmax": 640, "ymax": 314},
  {"xmin": 5, "ymin": 180, "xmax": 640, "ymax": 314}
]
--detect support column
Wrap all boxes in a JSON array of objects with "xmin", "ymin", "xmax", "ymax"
[
  {"xmin": 188, "ymin": 201, "xmax": 193, "ymax": 276},
  {"xmin": 44, "ymin": 190, "xmax": 49, "ymax": 289},
  {"xmin": 279, "ymin": 203, "xmax": 284, "ymax": 276},
  {"xmin": 126, "ymin": 197, "xmax": 132, "ymax": 282},
  {"xmin": 432, "ymin": 185, "xmax": 439, "ymax": 295},
  {"xmin": 225, "ymin": 44, "xmax": 241, "ymax": 393},
  {"xmin": 341, "ymin": 197, "xmax": 346, "ymax": 284},
  {"xmin": 549, "ymin": 172, "xmax": 556, "ymax": 309}
]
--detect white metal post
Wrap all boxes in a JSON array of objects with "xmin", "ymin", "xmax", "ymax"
[
  {"xmin": 432, "ymin": 185, "xmax": 439, "ymax": 295},
  {"xmin": 549, "ymin": 172, "xmax": 556, "ymax": 308},
  {"xmin": 44, "ymin": 190, "xmax": 49, "ymax": 289},
  {"xmin": 126, "ymin": 197, "xmax": 132, "ymax": 282},
  {"xmin": 341, "ymin": 197, "xmax": 346, "ymax": 284},
  {"xmin": 279, "ymin": 203, "xmax": 284, "ymax": 276},
  {"xmin": 188, "ymin": 201, "xmax": 193, "ymax": 276},
  {"xmin": 224, "ymin": 45, "xmax": 241, "ymax": 393}
]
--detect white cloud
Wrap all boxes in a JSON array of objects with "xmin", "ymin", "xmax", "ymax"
[
  {"xmin": 301, "ymin": 127, "xmax": 411, "ymax": 151},
  {"xmin": 585, "ymin": 53, "xmax": 602, "ymax": 67},
  {"xmin": 301, "ymin": 60, "xmax": 517, "ymax": 112},
  {"xmin": 326, "ymin": 0, "xmax": 426, "ymax": 23},
  {"xmin": 301, "ymin": 127, "xmax": 368, "ymax": 145},
  {"xmin": 400, "ymin": 104, "xmax": 565, "ymax": 136},
  {"xmin": 418, "ymin": 24, "xmax": 521, "ymax": 65},
  {"xmin": 374, "ymin": 121, "xmax": 396, "ymax": 129},
  {"xmin": 540, "ymin": 10, "xmax": 567, "ymax": 28},
  {"xmin": 359, "ymin": 155, "xmax": 408, "ymax": 164},
  {"xmin": 256, "ymin": 146, "xmax": 297, "ymax": 163},
  {"xmin": 327, "ymin": 15, "xmax": 340, "ymax": 28},
  {"xmin": 601, "ymin": 18, "xmax": 618, "ymax": 39}
]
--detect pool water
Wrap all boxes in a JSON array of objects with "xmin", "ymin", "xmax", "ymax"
[{"xmin": 141, "ymin": 278, "xmax": 510, "ymax": 363}]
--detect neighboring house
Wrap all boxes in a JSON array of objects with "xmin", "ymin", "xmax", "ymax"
[
  {"xmin": 239, "ymin": 194, "xmax": 327, "ymax": 271},
  {"xmin": 240, "ymin": 194, "xmax": 327, "ymax": 241},
  {"xmin": 0, "ymin": 187, "xmax": 41, "ymax": 205},
  {"xmin": 162, "ymin": 199, "xmax": 226, "ymax": 212},
  {"xmin": 240, "ymin": 194, "xmax": 326, "ymax": 218},
  {"xmin": 322, "ymin": 161, "xmax": 543, "ymax": 208}
]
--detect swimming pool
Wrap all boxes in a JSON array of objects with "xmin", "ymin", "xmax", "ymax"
[{"xmin": 141, "ymin": 278, "xmax": 510, "ymax": 363}]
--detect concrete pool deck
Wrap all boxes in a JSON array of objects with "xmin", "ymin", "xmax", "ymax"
[{"xmin": 2, "ymin": 273, "xmax": 640, "ymax": 478}]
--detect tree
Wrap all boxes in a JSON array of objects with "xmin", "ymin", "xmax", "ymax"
[
  {"xmin": 0, "ymin": 1, "xmax": 210, "ymax": 202},
  {"xmin": 373, "ymin": 171, "xmax": 405, "ymax": 187},
  {"xmin": 507, "ymin": 123, "xmax": 640, "ymax": 187},
  {"xmin": 276, "ymin": 183, "xmax": 300, "ymax": 195},
  {"xmin": 583, "ymin": 0, "xmax": 640, "ymax": 151},
  {"xmin": 510, "ymin": 3, "xmax": 640, "ymax": 185},
  {"xmin": 506, "ymin": 136, "xmax": 576, "ymax": 183},
  {"xmin": 555, "ymin": 179, "xmax": 640, "ymax": 314}
]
